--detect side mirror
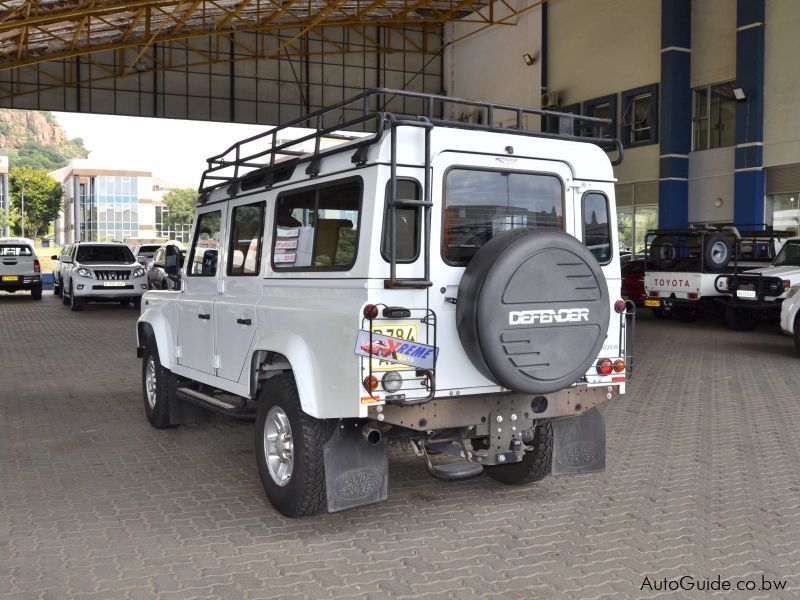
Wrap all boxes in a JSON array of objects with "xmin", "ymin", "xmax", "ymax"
[
  {"xmin": 165, "ymin": 254, "xmax": 179, "ymax": 276},
  {"xmin": 51, "ymin": 255, "xmax": 58, "ymax": 260},
  {"xmin": 61, "ymin": 256, "xmax": 73, "ymax": 264}
]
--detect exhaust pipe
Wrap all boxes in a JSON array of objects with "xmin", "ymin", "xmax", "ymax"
[{"xmin": 362, "ymin": 424, "xmax": 383, "ymax": 445}]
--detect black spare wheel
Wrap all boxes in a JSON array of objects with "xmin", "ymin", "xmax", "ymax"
[
  {"xmin": 650, "ymin": 235, "xmax": 679, "ymax": 270},
  {"xmin": 703, "ymin": 233, "xmax": 732, "ymax": 271},
  {"xmin": 457, "ymin": 229, "xmax": 610, "ymax": 395}
]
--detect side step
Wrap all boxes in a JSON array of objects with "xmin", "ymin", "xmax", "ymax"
[{"xmin": 175, "ymin": 387, "xmax": 255, "ymax": 422}]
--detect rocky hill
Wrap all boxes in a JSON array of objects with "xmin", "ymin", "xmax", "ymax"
[{"xmin": 0, "ymin": 109, "xmax": 88, "ymax": 171}]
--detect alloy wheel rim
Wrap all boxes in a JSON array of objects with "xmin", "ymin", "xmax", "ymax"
[
  {"xmin": 711, "ymin": 241, "xmax": 728, "ymax": 263},
  {"xmin": 265, "ymin": 406, "xmax": 294, "ymax": 487},
  {"xmin": 145, "ymin": 358, "xmax": 157, "ymax": 409}
]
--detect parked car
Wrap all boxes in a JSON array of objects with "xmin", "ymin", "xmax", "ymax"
[
  {"xmin": 621, "ymin": 258, "xmax": 647, "ymax": 305},
  {"xmin": 0, "ymin": 237, "xmax": 42, "ymax": 299},
  {"xmin": 780, "ymin": 284, "xmax": 800, "ymax": 353},
  {"xmin": 147, "ymin": 243, "xmax": 186, "ymax": 290},
  {"xmin": 136, "ymin": 89, "xmax": 633, "ymax": 517},
  {"xmin": 131, "ymin": 243, "xmax": 164, "ymax": 270},
  {"xmin": 59, "ymin": 242, "xmax": 149, "ymax": 311}
]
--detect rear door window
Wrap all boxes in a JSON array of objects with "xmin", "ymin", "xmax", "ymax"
[
  {"xmin": 583, "ymin": 192, "xmax": 612, "ymax": 264},
  {"xmin": 0, "ymin": 244, "xmax": 33, "ymax": 257},
  {"xmin": 443, "ymin": 169, "xmax": 563, "ymax": 264}
]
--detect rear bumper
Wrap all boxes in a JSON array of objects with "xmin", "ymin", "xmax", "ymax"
[{"xmin": 0, "ymin": 275, "xmax": 41, "ymax": 291}]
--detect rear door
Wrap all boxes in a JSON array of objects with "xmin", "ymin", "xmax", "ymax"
[
  {"xmin": 0, "ymin": 242, "xmax": 35, "ymax": 281},
  {"xmin": 429, "ymin": 152, "xmax": 575, "ymax": 393},
  {"xmin": 214, "ymin": 198, "xmax": 266, "ymax": 382},
  {"xmin": 176, "ymin": 208, "xmax": 225, "ymax": 375}
]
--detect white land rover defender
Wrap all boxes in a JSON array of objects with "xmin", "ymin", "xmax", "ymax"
[
  {"xmin": 644, "ymin": 226, "xmax": 789, "ymax": 322},
  {"xmin": 136, "ymin": 89, "xmax": 634, "ymax": 517}
]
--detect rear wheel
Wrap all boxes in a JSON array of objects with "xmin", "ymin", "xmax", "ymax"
[
  {"xmin": 142, "ymin": 340, "xmax": 174, "ymax": 429},
  {"xmin": 62, "ymin": 282, "xmax": 70, "ymax": 305},
  {"xmin": 652, "ymin": 305, "xmax": 672, "ymax": 320},
  {"xmin": 53, "ymin": 279, "xmax": 61, "ymax": 297},
  {"xmin": 255, "ymin": 374, "xmax": 326, "ymax": 517},
  {"xmin": 31, "ymin": 285, "xmax": 42, "ymax": 300},
  {"xmin": 484, "ymin": 421, "xmax": 553, "ymax": 485},
  {"xmin": 725, "ymin": 304, "xmax": 756, "ymax": 331}
]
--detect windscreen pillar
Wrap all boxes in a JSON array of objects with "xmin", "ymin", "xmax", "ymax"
[
  {"xmin": 733, "ymin": 0, "xmax": 765, "ymax": 227},
  {"xmin": 658, "ymin": 0, "xmax": 691, "ymax": 229}
]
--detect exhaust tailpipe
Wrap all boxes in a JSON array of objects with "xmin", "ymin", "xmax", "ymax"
[{"xmin": 362, "ymin": 424, "xmax": 383, "ymax": 445}]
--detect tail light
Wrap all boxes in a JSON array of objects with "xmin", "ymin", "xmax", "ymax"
[
  {"xmin": 784, "ymin": 280, "xmax": 791, "ymax": 290},
  {"xmin": 363, "ymin": 304, "xmax": 379, "ymax": 319},
  {"xmin": 596, "ymin": 358, "xmax": 613, "ymax": 375},
  {"xmin": 613, "ymin": 359, "xmax": 625, "ymax": 373},
  {"xmin": 33, "ymin": 259, "xmax": 40, "ymax": 273},
  {"xmin": 688, "ymin": 293, "xmax": 699, "ymax": 299},
  {"xmin": 614, "ymin": 299, "xmax": 626, "ymax": 313},
  {"xmin": 363, "ymin": 375, "xmax": 379, "ymax": 392}
]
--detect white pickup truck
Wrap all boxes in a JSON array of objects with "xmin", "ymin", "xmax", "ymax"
[
  {"xmin": 644, "ymin": 226, "xmax": 790, "ymax": 322},
  {"xmin": 0, "ymin": 237, "xmax": 42, "ymax": 299}
]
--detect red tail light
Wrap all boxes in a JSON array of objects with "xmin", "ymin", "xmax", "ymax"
[
  {"xmin": 363, "ymin": 304, "xmax": 379, "ymax": 319},
  {"xmin": 363, "ymin": 375, "xmax": 379, "ymax": 392},
  {"xmin": 613, "ymin": 359, "xmax": 625, "ymax": 373},
  {"xmin": 33, "ymin": 259, "xmax": 40, "ymax": 273},
  {"xmin": 596, "ymin": 358, "xmax": 613, "ymax": 375},
  {"xmin": 614, "ymin": 299, "xmax": 626, "ymax": 313}
]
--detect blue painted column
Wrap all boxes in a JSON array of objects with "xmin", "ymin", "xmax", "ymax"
[
  {"xmin": 658, "ymin": 0, "xmax": 691, "ymax": 228},
  {"xmin": 733, "ymin": 0, "xmax": 765, "ymax": 226}
]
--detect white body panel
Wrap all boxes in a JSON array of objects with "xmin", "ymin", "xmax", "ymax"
[
  {"xmin": 781, "ymin": 287, "xmax": 800, "ymax": 335},
  {"xmin": 138, "ymin": 126, "xmax": 626, "ymax": 419}
]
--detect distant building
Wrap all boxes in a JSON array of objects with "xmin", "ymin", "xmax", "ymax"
[{"xmin": 50, "ymin": 160, "xmax": 185, "ymax": 245}]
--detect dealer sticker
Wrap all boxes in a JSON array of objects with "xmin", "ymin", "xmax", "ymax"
[{"xmin": 354, "ymin": 330, "xmax": 437, "ymax": 370}]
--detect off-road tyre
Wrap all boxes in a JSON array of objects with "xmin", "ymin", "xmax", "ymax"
[
  {"xmin": 793, "ymin": 315, "xmax": 800, "ymax": 355},
  {"xmin": 62, "ymin": 283, "xmax": 70, "ymax": 305},
  {"xmin": 704, "ymin": 233, "xmax": 732, "ymax": 272},
  {"xmin": 485, "ymin": 421, "xmax": 553, "ymax": 485},
  {"xmin": 133, "ymin": 296, "xmax": 142, "ymax": 310},
  {"xmin": 142, "ymin": 340, "xmax": 174, "ymax": 429},
  {"xmin": 255, "ymin": 374, "xmax": 327, "ymax": 517},
  {"xmin": 69, "ymin": 282, "xmax": 83, "ymax": 312},
  {"xmin": 650, "ymin": 236, "xmax": 679, "ymax": 270},
  {"xmin": 31, "ymin": 285, "xmax": 42, "ymax": 300},
  {"xmin": 725, "ymin": 304, "xmax": 756, "ymax": 331}
]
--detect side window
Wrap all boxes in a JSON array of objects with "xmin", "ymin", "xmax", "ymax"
[
  {"xmin": 273, "ymin": 178, "xmax": 361, "ymax": 270},
  {"xmin": 228, "ymin": 201, "xmax": 266, "ymax": 276},
  {"xmin": 583, "ymin": 192, "xmax": 612, "ymax": 264},
  {"xmin": 154, "ymin": 248, "xmax": 165, "ymax": 264},
  {"xmin": 381, "ymin": 179, "xmax": 421, "ymax": 263},
  {"xmin": 187, "ymin": 210, "xmax": 222, "ymax": 276}
]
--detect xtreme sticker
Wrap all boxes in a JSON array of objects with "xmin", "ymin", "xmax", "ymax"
[{"xmin": 354, "ymin": 329, "xmax": 437, "ymax": 370}]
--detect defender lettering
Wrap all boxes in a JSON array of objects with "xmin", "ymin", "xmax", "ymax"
[{"xmin": 509, "ymin": 307, "xmax": 590, "ymax": 325}]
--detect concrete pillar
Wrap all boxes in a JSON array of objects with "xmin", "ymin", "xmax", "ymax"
[
  {"xmin": 658, "ymin": 0, "xmax": 691, "ymax": 228},
  {"xmin": 733, "ymin": 0, "xmax": 765, "ymax": 226}
]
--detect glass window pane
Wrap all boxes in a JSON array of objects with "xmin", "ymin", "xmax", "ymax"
[
  {"xmin": 382, "ymin": 179, "xmax": 421, "ymax": 262},
  {"xmin": 228, "ymin": 202, "xmax": 265, "ymax": 275},
  {"xmin": 317, "ymin": 181, "xmax": 360, "ymax": 267},
  {"xmin": 631, "ymin": 94, "xmax": 652, "ymax": 143},
  {"xmin": 187, "ymin": 211, "xmax": 222, "ymax": 276},
  {"xmin": 584, "ymin": 193, "xmax": 611, "ymax": 263},
  {"xmin": 444, "ymin": 169, "xmax": 563, "ymax": 264}
]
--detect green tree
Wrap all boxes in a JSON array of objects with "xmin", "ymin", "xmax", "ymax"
[
  {"xmin": 9, "ymin": 167, "xmax": 63, "ymax": 239},
  {"xmin": 162, "ymin": 188, "xmax": 198, "ymax": 229}
]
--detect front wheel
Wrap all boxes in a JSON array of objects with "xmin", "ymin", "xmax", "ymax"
[
  {"xmin": 484, "ymin": 421, "xmax": 553, "ymax": 485},
  {"xmin": 133, "ymin": 296, "xmax": 142, "ymax": 310},
  {"xmin": 69, "ymin": 283, "xmax": 83, "ymax": 312},
  {"xmin": 793, "ymin": 315, "xmax": 800, "ymax": 355},
  {"xmin": 141, "ymin": 340, "xmax": 174, "ymax": 429},
  {"xmin": 53, "ymin": 280, "xmax": 62, "ymax": 297},
  {"xmin": 255, "ymin": 374, "xmax": 327, "ymax": 517},
  {"xmin": 725, "ymin": 304, "xmax": 756, "ymax": 331}
]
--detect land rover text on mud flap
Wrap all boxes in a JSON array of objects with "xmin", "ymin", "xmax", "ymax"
[
  {"xmin": 644, "ymin": 226, "xmax": 789, "ymax": 321},
  {"xmin": 136, "ymin": 89, "xmax": 634, "ymax": 517},
  {"xmin": 717, "ymin": 236, "xmax": 800, "ymax": 330}
]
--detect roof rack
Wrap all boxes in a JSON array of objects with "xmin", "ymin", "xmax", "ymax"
[{"xmin": 198, "ymin": 88, "xmax": 623, "ymax": 196}]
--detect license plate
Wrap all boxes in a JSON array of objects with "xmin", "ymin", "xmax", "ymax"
[
  {"xmin": 103, "ymin": 281, "xmax": 126, "ymax": 287},
  {"xmin": 368, "ymin": 323, "xmax": 419, "ymax": 371},
  {"xmin": 737, "ymin": 289, "xmax": 757, "ymax": 299},
  {"xmin": 644, "ymin": 299, "xmax": 661, "ymax": 307},
  {"xmin": 1, "ymin": 275, "xmax": 18, "ymax": 282}
]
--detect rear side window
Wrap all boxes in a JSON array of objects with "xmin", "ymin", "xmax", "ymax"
[
  {"xmin": 228, "ymin": 201, "xmax": 266, "ymax": 276},
  {"xmin": 443, "ymin": 169, "xmax": 563, "ymax": 264},
  {"xmin": 583, "ymin": 192, "xmax": 612, "ymax": 264},
  {"xmin": 187, "ymin": 211, "xmax": 222, "ymax": 276},
  {"xmin": 0, "ymin": 244, "xmax": 33, "ymax": 257},
  {"xmin": 272, "ymin": 178, "xmax": 361, "ymax": 270},
  {"xmin": 381, "ymin": 179, "xmax": 421, "ymax": 263}
]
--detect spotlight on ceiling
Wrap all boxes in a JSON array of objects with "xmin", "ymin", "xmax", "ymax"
[
  {"xmin": 733, "ymin": 87, "xmax": 747, "ymax": 101},
  {"xmin": 522, "ymin": 53, "xmax": 537, "ymax": 66}
]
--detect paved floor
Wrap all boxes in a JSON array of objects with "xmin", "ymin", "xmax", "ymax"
[{"xmin": 2, "ymin": 294, "xmax": 800, "ymax": 599}]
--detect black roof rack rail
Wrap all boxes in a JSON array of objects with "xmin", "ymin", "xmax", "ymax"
[{"xmin": 198, "ymin": 88, "xmax": 623, "ymax": 198}]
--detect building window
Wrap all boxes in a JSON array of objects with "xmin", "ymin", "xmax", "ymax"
[
  {"xmin": 582, "ymin": 94, "xmax": 618, "ymax": 140},
  {"xmin": 621, "ymin": 84, "xmax": 658, "ymax": 147},
  {"xmin": 693, "ymin": 82, "xmax": 737, "ymax": 151},
  {"xmin": 155, "ymin": 205, "xmax": 192, "ymax": 243}
]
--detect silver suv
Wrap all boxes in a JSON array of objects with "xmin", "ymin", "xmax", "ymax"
[
  {"xmin": 0, "ymin": 237, "xmax": 42, "ymax": 299},
  {"xmin": 59, "ymin": 242, "xmax": 148, "ymax": 311}
]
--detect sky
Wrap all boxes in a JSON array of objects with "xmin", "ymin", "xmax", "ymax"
[{"xmin": 53, "ymin": 112, "xmax": 269, "ymax": 188}]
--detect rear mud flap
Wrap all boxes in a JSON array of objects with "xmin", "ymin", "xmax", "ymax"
[
  {"xmin": 551, "ymin": 407, "xmax": 605, "ymax": 476},
  {"xmin": 324, "ymin": 425, "xmax": 388, "ymax": 513}
]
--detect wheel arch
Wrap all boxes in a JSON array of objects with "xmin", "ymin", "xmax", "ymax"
[
  {"xmin": 137, "ymin": 310, "xmax": 175, "ymax": 369},
  {"xmin": 249, "ymin": 333, "xmax": 319, "ymax": 417}
]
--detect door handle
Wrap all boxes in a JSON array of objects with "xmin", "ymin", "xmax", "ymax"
[
  {"xmin": 198, "ymin": 313, "xmax": 211, "ymax": 320},
  {"xmin": 236, "ymin": 318, "xmax": 252, "ymax": 326}
]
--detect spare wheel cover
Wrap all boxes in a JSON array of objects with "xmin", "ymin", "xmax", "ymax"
[{"xmin": 456, "ymin": 229, "xmax": 611, "ymax": 395}]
